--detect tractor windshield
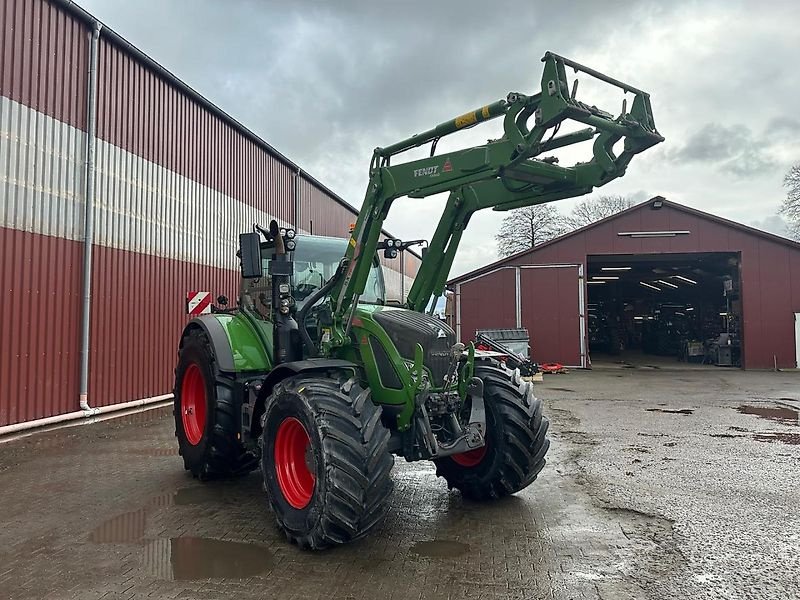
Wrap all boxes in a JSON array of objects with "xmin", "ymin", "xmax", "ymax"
[{"xmin": 290, "ymin": 235, "xmax": 385, "ymax": 307}]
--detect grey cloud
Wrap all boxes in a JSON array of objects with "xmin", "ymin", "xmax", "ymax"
[
  {"xmin": 668, "ymin": 123, "xmax": 753, "ymax": 163},
  {"xmin": 720, "ymin": 147, "xmax": 775, "ymax": 177},
  {"xmin": 749, "ymin": 214, "xmax": 793, "ymax": 239},
  {"xmin": 768, "ymin": 116, "xmax": 800, "ymax": 139},
  {"xmin": 667, "ymin": 123, "xmax": 781, "ymax": 178}
]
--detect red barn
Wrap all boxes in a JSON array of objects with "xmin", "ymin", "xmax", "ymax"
[{"xmin": 449, "ymin": 198, "xmax": 800, "ymax": 370}]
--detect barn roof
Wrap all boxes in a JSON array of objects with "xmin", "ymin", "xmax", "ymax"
[{"xmin": 448, "ymin": 197, "xmax": 800, "ymax": 285}]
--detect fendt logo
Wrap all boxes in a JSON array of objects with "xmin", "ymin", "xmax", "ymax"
[{"xmin": 413, "ymin": 165, "xmax": 440, "ymax": 178}]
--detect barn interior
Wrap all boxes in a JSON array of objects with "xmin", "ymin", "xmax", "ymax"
[{"xmin": 586, "ymin": 252, "xmax": 742, "ymax": 367}]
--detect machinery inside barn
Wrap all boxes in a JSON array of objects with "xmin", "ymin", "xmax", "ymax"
[{"xmin": 586, "ymin": 253, "xmax": 742, "ymax": 366}]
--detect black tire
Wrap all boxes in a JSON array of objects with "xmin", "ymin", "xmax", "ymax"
[
  {"xmin": 173, "ymin": 328, "xmax": 257, "ymax": 479},
  {"xmin": 260, "ymin": 373, "xmax": 393, "ymax": 549},
  {"xmin": 434, "ymin": 360, "xmax": 550, "ymax": 500}
]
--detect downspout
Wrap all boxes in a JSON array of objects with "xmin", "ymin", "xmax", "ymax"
[
  {"xmin": 79, "ymin": 21, "xmax": 102, "ymax": 414},
  {"xmin": 401, "ymin": 254, "xmax": 405, "ymax": 302},
  {"xmin": 455, "ymin": 283, "xmax": 462, "ymax": 341},
  {"xmin": 294, "ymin": 167, "xmax": 301, "ymax": 231},
  {"xmin": 514, "ymin": 267, "xmax": 521, "ymax": 327}
]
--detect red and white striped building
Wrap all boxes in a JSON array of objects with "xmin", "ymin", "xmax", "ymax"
[{"xmin": 0, "ymin": 0, "xmax": 419, "ymax": 428}]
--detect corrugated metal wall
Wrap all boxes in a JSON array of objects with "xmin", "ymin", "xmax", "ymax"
[
  {"xmin": 0, "ymin": 0, "xmax": 420, "ymax": 426},
  {"xmin": 1, "ymin": 0, "xmax": 89, "ymax": 425},
  {"xmin": 457, "ymin": 268, "xmax": 517, "ymax": 342},
  {"xmin": 298, "ymin": 177, "xmax": 349, "ymax": 237},
  {"xmin": 455, "ymin": 265, "xmax": 584, "ymax": 366},
  {"xmin": 96, "ymin": 39, "xmax": 297, "ymax": 224},
  {"xmin": 1, "ymin": 0, "xmax": 88, "ymax": 128},
  {"xmin": 519, "ymin": 266, "xmax": 582, "ymax": 366}
]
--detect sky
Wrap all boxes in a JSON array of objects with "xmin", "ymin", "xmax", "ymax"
[{"xmin": 78, "ymin": 0, "xmax": 800, "ymax": 277}]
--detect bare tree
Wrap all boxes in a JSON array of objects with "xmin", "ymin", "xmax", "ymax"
[
  {"xmin": 780, "ymin": 164, "xmax": 800, "ymax": 240},
  {"xmin": 567, "ymin": 195, "xmax": 634, "ymax": 229},
  {"xmin": 495, "ymin": 204, "xmax": 568, "ymax": 257}
]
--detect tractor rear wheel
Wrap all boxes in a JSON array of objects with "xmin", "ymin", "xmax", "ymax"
[
  {"xmin": 260, "ymin": 373, "xmax": 393, "ymax": 549},
  {"xmin": 434, "ymin": 360, "xmax": 550, "ymax": 500},
  {"xmin": 173, "ymin": 329, "xmax": 257, "ymax": 479}
]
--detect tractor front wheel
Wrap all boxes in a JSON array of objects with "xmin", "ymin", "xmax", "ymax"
[
  {"xmin": 434, "ymin": 360, "xmax": 550, "ymax": 500},
  {"xmin": 260, "ymin": 374, "xmax": 394, "ymax": 549},
  {"xmin": 173, "ymin": 329, "xmax": 257, "ymax": 479}
]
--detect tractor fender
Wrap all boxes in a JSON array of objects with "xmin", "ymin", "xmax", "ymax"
[
  {"xmin": 249, "ymin": 359, "xmax": 358, "ymax": 439},
  {"xmin": 180, "ymin": 316, "xmax": 237, "ymax": 372},
  {"xmin": 258, "ymin": 359, "xmax": 357, "ymax": 398}
]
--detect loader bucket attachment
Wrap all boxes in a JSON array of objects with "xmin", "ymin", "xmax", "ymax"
[{"xmin": 534, "ymin": 52, "xmax": 662, "ymax": 166}]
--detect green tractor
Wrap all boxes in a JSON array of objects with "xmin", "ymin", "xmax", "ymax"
[{"xmin": 173, "ymin": 52, "xmax": 663, "ymax": 549}]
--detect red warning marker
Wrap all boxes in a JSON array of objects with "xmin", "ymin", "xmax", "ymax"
[{"xmin": 186, "ymin": 291, "xmax": 212, "ymax": 315}]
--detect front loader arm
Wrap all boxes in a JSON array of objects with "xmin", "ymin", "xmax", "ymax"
[{"xmin": 326, "ymin": 52, "xmax": 663, "ymax": 347}]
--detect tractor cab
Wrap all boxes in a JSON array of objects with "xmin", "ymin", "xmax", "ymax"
[
  {"xmin": 290, "ymin": 235, "xmax": 385, "ymax": 307},
  {"xmin": 239, "ymin": 233, "xmax": 386, "ymax": 322}
]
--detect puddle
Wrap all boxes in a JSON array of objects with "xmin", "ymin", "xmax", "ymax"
[
  {"xmin": 89, "ymin": 487, "xmax": 222, "ymax": 543},
  {"xmin": 410, "ymin": 540, "xmax": 469, "ymax": 558},
  {"xmin": 89, "ymin": 509, "xmax": 147, "ymax": 543},
  {"xmin": 548, "ymin": 387, "xmax": 577, "ymax": 393},
  {"xmin": 645, "ymin": 408, "xmax": 694, "ymax": 415},
  {"xmin": 736, "ymin": 405, "xmax": 798, "ymax": 424},
  {"xmin": 753, "ymin": 432, "xmax": 800, "ymax": 445},
  {"xmin": 143, "ymin": 537, "xmax": 272, "ymax": 580}
]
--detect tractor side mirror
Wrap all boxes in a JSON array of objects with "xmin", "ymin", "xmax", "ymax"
[{"xmin": 239, "ymin": 232, "xmax": 262, "ymax": 278}]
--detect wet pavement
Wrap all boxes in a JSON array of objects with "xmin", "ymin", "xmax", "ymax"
[{"xmin": 1, "ymin": 367, "xmax": 799, "ymax": 599}]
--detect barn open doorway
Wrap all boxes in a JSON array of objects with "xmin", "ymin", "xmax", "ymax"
[{"xmin": 586, "ymin": 252, "xmax": 742, "ymax": 368}]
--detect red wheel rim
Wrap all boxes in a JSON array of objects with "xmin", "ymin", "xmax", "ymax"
[
  {"xmin": 451, "ymin": 440, "xmax": 488, "ymax": 468},
  {"xmin": 180, "ymin": 363, "xmax": 207, "ymax": 446},
  {"xmin": 274, "ymin": 417, "xmax": 315, "ymax": 509}
]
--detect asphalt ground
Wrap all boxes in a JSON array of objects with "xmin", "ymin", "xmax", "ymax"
[{"xmin": 1, "ymin": 362, "xmax": 798, "ymax": 599}]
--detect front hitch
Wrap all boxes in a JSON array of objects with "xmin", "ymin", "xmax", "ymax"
[{"xmin": 415, "ymin": 377, "xmax": 486, "ymax": 459}]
